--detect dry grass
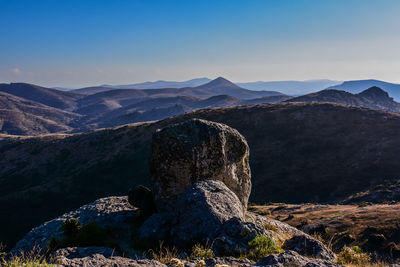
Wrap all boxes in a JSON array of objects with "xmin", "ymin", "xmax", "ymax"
[
  {"xmin": 190, "ymin": 243, "xmax": 214, "ymax": 259},
  {"xmin": 0, "ymin": 244, "xmax": 55, "ymax": 267},
  {"xmin": 149, "ymin": 241, "xmax": 179, "ymax": 264},
  {"xmin": 250, "ymin": 203, "xmax": 400, "ymax": 264}
]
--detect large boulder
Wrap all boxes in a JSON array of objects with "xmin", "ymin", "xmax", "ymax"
[
  {"xmin": 149, "ymin": 118, "xmax": 251, "ymax": 212},
  {"xmin": 138, "ymin": 180, "xmax": 246, "ymax": 248},
  {"xmin": 171, "ymin": 180, "xmax": 245, "ymax": 246}
]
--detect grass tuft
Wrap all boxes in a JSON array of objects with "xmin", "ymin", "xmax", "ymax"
[
  {"xmin": 247, "ymin": 235, "xmax": 281, "ymax": 260},
  {"xmin": 336, "ymin": 246, "xmax": 371, "ymax": 266},
  {"xmin": 0, "ymin": 244, "xmax": 55, "ymax": 267},
  {"xmin": 149, "ymin": 241, "xmax": 179, "ymax": 264},
  {"xmin": 190, "ymin": 243, "xmax": 214, "ymax": 259}
]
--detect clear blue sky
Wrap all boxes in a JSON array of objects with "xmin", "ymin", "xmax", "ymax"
[{"xmin": 1, "ymin": 0, "xmax": 400, "ymax": 87}]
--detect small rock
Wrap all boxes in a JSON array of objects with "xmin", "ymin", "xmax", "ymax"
[
  {"xmin": 255, "ymin": 250, "xmax": 342, "ymax": 267},
  {"xmin": 168, "ymin": 258, "xmax": 184, "ymax": 267},
  {"xmin": 128, "ymin": 185, "xmax": 157, "ymax": 216},
  {"xmin": 283, "ymin": 235, "xmax": 336, "ymax": 261}
]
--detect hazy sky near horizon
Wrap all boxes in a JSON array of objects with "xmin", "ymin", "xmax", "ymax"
[{"xmin": 1, "ymin": 0, "xmax": 400, "ymax": 87}]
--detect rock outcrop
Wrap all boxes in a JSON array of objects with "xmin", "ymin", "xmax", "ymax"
[
  {"xmin": 11, "ymin": 197, "xmax": 137, "ymax": 255},
  {"xmin": 149, "ymin": 118, "xmax": 251, "ymax": 212},
  {"xmin": 54, "ymin": 254, "xmax": 167, "ymax": 267}
]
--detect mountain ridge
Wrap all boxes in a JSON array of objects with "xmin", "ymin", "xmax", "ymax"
[
  {"xmin": 326, "ymin": 79, "xmax": 400, "ymax": 101},
  {"xmin": 288, "ymin": 86, "xmax": 400, "ymax": 113}
]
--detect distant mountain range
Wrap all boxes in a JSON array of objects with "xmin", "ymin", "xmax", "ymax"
[
  {"xmin": 327, "ymin": 79, "xmax": 400, "ymax": 101},
  {"xmin": 100, "ymin": 77, "xmax": 211, "ymax": 89},
  {"xmin": 75, "ymin": 77, "xmax": 285, "ymax": 97},
  {"xmin": 1, "ymin": 77, "xmax": 400, "ymax": 136},
  {"xmin": 0, "ymin": 77, "xmax": 288, "ymax": 135},
  {"xmin": 79, "ymin": 78, "xmax": 340, "ymax": 95},
  {"xmin": 237, "ymin": 79, "xmax": 341, "ymax": 95}
]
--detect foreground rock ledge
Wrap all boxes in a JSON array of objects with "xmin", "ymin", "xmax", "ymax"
[
  {"xmin": 51, "ymin": 248, "xmax": 342, "ymax": 267},
  {"xmin": 149, "ymin": 118, "xmax": 252, "ymax": 212}
]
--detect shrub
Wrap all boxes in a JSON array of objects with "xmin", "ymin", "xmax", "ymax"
[
  {"xmin": 73, "ymin": 222, "xmax": 107, "ymax": 246},
  {"xmin": 336, "ymin": 246, "xmax": 371, "ymax": 265},
  {"xmin": 62, "ymin": 220, "xmax": 110, "ymax": 248},
  {"xmin": 247, "ymin": 235, "xmax": 280, "ymax": 260},
  {"xmin": 62, "ymin": 218, "xmax": 81, "ymax": 236},
  {"xmin": 190, "ymin": 243, "xmax": 214, "ymax": 259}
]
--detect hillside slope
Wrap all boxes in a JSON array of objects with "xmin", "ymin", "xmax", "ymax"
[
  {"xmin": 78, "ymin": 94, "xmax": 292, "ymax": 128},
  {"xmin": 1, "ymin": 102, "xmax": 400, "ymax": 248},
  {"xmin": 0, "ymin": 91, "xmax": 81, "ymax": 135}
]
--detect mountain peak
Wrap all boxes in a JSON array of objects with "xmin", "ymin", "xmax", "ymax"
[
  {"xmin": 358, "ymin": 86, "xmax": 390, "ymax": 99},
  {"xmin": 197, "ymin": 77, "xmax": 240, "ymax": 89}
]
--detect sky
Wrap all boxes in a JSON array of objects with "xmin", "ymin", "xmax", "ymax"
[{"xmin": 1, "ymin": 0, "xmax": 400, "ymax": 88}]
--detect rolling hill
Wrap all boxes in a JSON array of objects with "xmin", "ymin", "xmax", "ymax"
[
  {"xmin": 77, "ymin": 94, "xmax": 292, "ymax": 129},
  {"xmin": 0, "ymin": 91, "xmax": 81, "ymax": 135},
  {"xmin": 0, "ymin": 83, "xmax": 84, "ymax": 111},
  {"xmin": 1, "ymin": 102, "xmax": 400, "ymax": 248}
]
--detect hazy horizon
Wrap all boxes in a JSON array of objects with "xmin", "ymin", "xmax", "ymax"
[{"xmin": 1, "ymin": 0, "xmax": 400, "ymax": 87}]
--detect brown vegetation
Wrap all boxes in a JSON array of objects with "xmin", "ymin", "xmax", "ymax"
[{"xmin": 250, "ymin": 203, "xmax": 400, "ymax": 261}]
